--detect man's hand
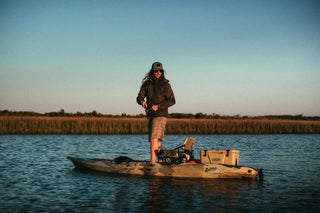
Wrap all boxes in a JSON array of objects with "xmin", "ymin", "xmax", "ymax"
[
  {"xmin": 141, "ymin": 101, "xmax": 148, "ymax": 109},
  {"xmin": 150, "ymin": 105, "xmax": 159, "ymax": 111}
]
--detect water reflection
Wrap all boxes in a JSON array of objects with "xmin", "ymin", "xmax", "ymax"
[
  {"xmin": 74, "ymin": 168, "xmax": 260, "ymax": 212},
  {"xmin": 147, "ymin": 179, "xmax": 164, "ymax": 213},
  {"xmin": 145, "ymin": 177, "xmax": 260, "ymax": 212}
]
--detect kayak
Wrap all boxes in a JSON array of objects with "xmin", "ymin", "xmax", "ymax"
[{"xmin": 67, "ymin": 156, "xmax": 262, "ymax": 180}]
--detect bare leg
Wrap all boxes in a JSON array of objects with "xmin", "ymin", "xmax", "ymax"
[
  {"xmin": 158, "ymin": 141, "xmax": 162, "ymax": 152},
  {"xmin": 151, "ymin": 139, "xmax": 158, "ymax": 163},
  {"xmin": 151, "ymin": 139, "xmax": 163, "ymax": 163},
  {"xmin": 157, "ymin": 140, "xmax": 163, "ymax": 163}
]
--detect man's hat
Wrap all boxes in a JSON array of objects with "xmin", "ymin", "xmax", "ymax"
[{"xmin": 152, "ymin": 62, "xmax": 163, "ymax": 71}]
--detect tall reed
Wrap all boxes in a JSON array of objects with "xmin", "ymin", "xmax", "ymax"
[
  {"xmin": 0, "ymin": 116, "xmax": 319, "ymax": 134},
  {"xmin": 166, "ymin": 119, "xmax": 320, "ymax": 134}
]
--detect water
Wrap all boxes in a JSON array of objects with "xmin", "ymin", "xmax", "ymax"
[{"xmin": 0, "ymin": 134, "xmax": 319, "ymax": 212}]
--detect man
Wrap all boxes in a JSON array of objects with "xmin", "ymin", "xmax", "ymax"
[{"xmin": 136, "ymin": 62, "xmax": 175, "ymax": 163}]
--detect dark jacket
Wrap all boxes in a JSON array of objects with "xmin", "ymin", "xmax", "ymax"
[{"xmin": 137, "ymin": 78, "xmax": 175, "ymax": 118}]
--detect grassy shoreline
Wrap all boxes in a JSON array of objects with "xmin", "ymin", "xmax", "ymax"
[{"xmin": 1, "ymin": 116, "xmax": 319, "ymax": 134}]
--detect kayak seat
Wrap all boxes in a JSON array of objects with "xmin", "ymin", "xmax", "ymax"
[
  {"xmin": 179, "ymin": 137, "xmax": 196, "ymax": 152},
  {"xmin": 174, "ymin": 137, "xmax": 196, "ymax": 161}
]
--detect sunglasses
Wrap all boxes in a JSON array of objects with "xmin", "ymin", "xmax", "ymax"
[{"xmin": 154, "ymin": 70, "xmax": 163, "ymax": 73}]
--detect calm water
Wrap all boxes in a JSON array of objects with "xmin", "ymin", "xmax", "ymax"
[{"xmin": 0, "ymin": 134, "xmax": 319, "ymax": 212}]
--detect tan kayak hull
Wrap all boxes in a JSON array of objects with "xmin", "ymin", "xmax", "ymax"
[{"xmin": 67, "ymin": 156, "xmax": 260, "ymax": 180}]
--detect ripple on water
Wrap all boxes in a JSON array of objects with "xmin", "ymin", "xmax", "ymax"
[{"xmin": 0, "ymin": 134, "xmax": 319, "ymax": 212}]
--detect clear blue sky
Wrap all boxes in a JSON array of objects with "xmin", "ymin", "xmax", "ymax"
[{"xmin": 1, "ymin": 0, "xmax": 319, "ymax": 116}]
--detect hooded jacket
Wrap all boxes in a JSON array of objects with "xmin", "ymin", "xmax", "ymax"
[{"xmin": 137, "ymin": 78, "xmax": 175, "ymax": 118}]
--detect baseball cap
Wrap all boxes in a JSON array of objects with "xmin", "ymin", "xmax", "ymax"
[{"xmin": 152, "ymin": 62, "xmax": 163, "ymax": 71}]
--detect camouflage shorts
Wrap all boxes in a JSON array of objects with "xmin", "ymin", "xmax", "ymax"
[{"xmin": 148, "ymin": 117, "xmax": 167, "ymax": 142}]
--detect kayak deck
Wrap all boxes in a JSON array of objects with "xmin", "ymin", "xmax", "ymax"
[{"xmin": 67, "ymin": 156, "xmax": 262, "ymax": 180}]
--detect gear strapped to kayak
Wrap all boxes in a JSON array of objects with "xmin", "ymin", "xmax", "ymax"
[{"xmin": 158, "ymin": 138, "xmax": 196, "ymax": 164}]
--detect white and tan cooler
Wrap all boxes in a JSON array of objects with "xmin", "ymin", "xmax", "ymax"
[{"xmin": 200, "ymin": 150, "xmax": 239, "ymax": 166}]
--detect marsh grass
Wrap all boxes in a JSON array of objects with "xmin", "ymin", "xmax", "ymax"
[
  {"xmin": 1, "ymin": 116, "xmax": 319, "ymax": 134},
  {"xmin": 0, "ymin": 117, "xmax": 147, "ymax": 134},
  {"xmin": 166, "ymin": 118, "xmax": 320, "ymax": 134}
]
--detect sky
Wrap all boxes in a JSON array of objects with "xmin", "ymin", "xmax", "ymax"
[{"xmin": 0, "ymin": 0, "xmax": 319, "ymax": 116}]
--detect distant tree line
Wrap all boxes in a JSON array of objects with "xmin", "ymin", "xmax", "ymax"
[{"xmin": 0, "ymin": 109, "xmax": 319, "ymax": 121}]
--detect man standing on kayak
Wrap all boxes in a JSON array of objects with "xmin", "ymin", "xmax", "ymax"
[{"xmin": 137, "ymin": 62, "xmax": 176, "ymax": 163}]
